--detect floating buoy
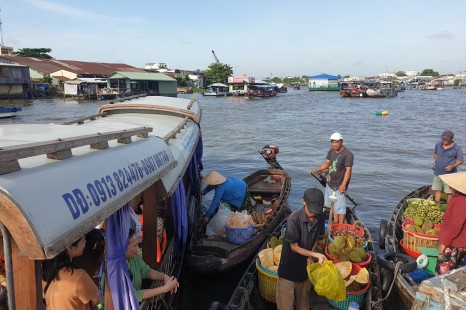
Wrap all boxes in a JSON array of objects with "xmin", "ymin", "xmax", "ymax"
[{"xmin": 376, "ymin": 111, "xmax": 389, "ymax": 116}]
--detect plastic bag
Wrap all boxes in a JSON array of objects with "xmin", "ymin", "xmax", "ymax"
[
  {"xmin": 306, "ymin": 259, "xmax": 346, "ymax": 301},
  {"xmin": 227, "ymin": 211, "xmax": 254, "ymax": 228},
  {"xmin": 206, "ymin": 203, "xmax": 234, "ymax": 237}
]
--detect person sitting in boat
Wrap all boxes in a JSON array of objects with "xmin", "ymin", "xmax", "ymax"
[
  {"xmin": 125, "ymin": 228, "xmax": 179, "ymax": 302},
  {"xmin": 276, "ymin": 188, "xmax": 327, "ymax": 310},
  {"xmin": 200, "ymin": 171, "xmax": 251, "ymax": 223},
  {"xmin": 436, "ymin": 172, "xmax": 466, "ymax": 275},
  {"xmin": 42, "ymin": 236, "xmax": 101, "ymax": 310},
  {"xmin": 73, "ymin": 228, "xmax": 105, "ymax": 287}
]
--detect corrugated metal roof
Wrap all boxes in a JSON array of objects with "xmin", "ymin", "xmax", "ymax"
[
  {"xmin": 108, "ymin": 72, "xmax": 175, "ymax": 81},
  {"xmin": 0, "ymin": 56, "xmax": 145, "ymax": 76},
  {"xmin": 309, "ymin": 74, "xmax": 341, "ymax": 80}
]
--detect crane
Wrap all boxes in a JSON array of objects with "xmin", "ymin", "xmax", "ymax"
[{"xmin": 211, "ymin": 50, "xmax": 220, "ymax": 64}]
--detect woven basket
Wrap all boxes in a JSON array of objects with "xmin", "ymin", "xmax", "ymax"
[
  {"xmin": 225, "ymin": 225, "xmax": 255, "ymax": 245},
  {"xmin": 400, "ymin": 239, "xmax": 422, "ymax": 259},
  {"xmin": 327, "ymin": 263, "xmax": 370, "ymax": 310},
  {"xmin": 256, "ymin": 258, "xmax": 277, "ymax": 303},
  {"xmin": 401, "ymin": 221, "xmax": 440, "ymax": 252},
  {"xmin": 330, "ymin": 224, "xmax": 364, "ymax": 237}
]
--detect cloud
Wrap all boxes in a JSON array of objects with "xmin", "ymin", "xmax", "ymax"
[
  {"xmin": 426, "ymin": 31, "xmax": 453, "ymax": 40},
  {"xmin": 25, "ymin": 0, "xmax": 122, "ymax": 21}
]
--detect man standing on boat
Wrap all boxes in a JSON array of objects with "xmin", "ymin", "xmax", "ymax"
[
  {"xmin": 432, "ymin": 130, "xmax": 463, "ymax": 203},
  {"xmin": 310, "ymin": 132, "xmax": 354, "ymax": 224},
  {"xmin": 276, "ymin": 188, "xmax": 326, "ymax": 310}
]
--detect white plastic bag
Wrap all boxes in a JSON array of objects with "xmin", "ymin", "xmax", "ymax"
[{"xmin": 206, "ymin": 203, "xmax": 234, "ymax": 237}]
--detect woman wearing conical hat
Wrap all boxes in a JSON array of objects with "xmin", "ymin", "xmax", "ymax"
[
  {"xmin": 200, "ymin": 171, "xmax": 249, "ymax": 223},
  {"xmin": 436, "ymin": 172, "xmax": 466, "ymax": 275}
]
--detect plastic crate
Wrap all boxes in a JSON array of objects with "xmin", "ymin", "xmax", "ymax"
[
  {"xmin": 225, "ymin": 225, "xmax": 255, "ymax": 245},
  {"xmin": 256, "ymin": 258, "xmax": 277, "ymax": 303}
]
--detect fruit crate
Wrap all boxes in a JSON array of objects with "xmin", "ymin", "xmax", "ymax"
[{"xmin": 402, "ymin": 221, "xmax": 441, "ymax": 252}]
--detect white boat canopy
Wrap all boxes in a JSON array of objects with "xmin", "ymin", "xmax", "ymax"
[
  {"xmin": 207, "ymin": 83, "xmax": 228, "ymax": 87},
  {"xmin": 0, "ymin": 96, "xmax": 201, "ymax": 259}
]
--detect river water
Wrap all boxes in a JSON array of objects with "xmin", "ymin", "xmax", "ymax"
[{"xmin": 3, "ymin": 88, "xmax": 466, "ymax": 309}]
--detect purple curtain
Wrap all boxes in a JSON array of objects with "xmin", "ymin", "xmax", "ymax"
[
  {"xmin": 171, "ymin": 181, "xmax": 188, "ymax": 254},
  {"xmin": 106, "ymin": 204, "xmax": 139, "ymax": 309}
]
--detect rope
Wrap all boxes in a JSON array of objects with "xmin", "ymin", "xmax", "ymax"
[
  {"xmin": 370, "ymin": 261, "xmax": 402, "ymax": 308},
  {"xmin": 441, "ymin": 277, "xmax": 451, "ymax": 310}
]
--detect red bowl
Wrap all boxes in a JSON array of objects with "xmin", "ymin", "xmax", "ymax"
[{"xmin": 400, "ymin": 239, "xmax": 421, "ymax": 259}]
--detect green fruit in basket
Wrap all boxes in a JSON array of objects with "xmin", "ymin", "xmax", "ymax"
[
  {"xmin": 405, "ymin": 224, "xmax": 416, "ymax": 232},
  {"xmin": 422, "ymin": 219, "xmax": 433, "ymax": 230},
  {"xmin": 413, "ymin": 216, "xmax": 424, "ymax": 226},
  {"xmin": 425, "ymin": 228, "xmax": 440, "ymax": 236},
  {"xmin": 339, "ymin": 253, "xmax": 350, "ymax": 261},
  {"xmin": 349, "ymin": 247, "xmax": 367, "ymax": 263},
  {"xmin": 346, "ymin": 236, "xmax": 356, "ymax": 250},
  {"xmin": 269, "ymin": 236, "xmax": 279, "ymax": 249},
  {"xmin": 333, "ymin": 236, "xmax": 346, "ymax": 250},
  {"xmin": 328, "ymin": 242, "xmax": 341, "ymax": 257}
]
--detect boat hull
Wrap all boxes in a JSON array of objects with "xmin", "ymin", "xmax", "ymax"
[{"xmin": 187, "ymin": 169, "xmax": 291, "ymax": 273}]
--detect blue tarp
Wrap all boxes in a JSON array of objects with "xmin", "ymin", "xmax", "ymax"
[
  {"xmin": 171, "ymin": 181, "xmax": 188, "ymax": 255},
  {"xmin": 106, "ymin": 204, "xmax": 139, "ymax": 309}
]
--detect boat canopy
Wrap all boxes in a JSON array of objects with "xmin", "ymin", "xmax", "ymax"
[
  {"xmin": 0, "ymin": 96, "xmax": 201, "ymax": 259},
  {"xmin": 207, "ymin": 83, "xmax": 228, "ymax": 87}
]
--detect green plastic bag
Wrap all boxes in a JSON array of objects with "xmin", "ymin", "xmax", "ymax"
[{"xmin": 306, "ymin": 259, "xmax": 346, "ymax": 301}]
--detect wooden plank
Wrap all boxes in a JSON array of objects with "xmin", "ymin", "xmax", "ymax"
[
  {"xmin": 46, "ymin": 149, "xmax": 72, "ymax": 160},
  {"xmin": 163, "ymin": 117, "xmax": 188, "ymax": 142},
  {"xmin": 0, "ymin": 126, "xmax": 153, "ymax": 163},
  {"xmin": 90, "ymin": 141, "xmax": 109, "ymax": 150},
  {"xmin": 62, "ymin": 113, "xmax": 107, "ymax": 125},
  {"xmin": 142, "ymin": 184, "xmax": 158, "ymax": 270},
  {"xmin": 0, "ymin": 160, "xmax": 20, "ymax": 174},
  {"xmin": 12, "ymin": 239, "xmax": 44, "ymax": 310}
]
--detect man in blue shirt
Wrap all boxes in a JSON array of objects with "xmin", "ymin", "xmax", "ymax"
[
  {"xmin": 433, "ymin": 130, "xmax": 464, "ymax": 203},
  {"xmin": 200, "ymin": 170, "xmax": 248, "ymax": 223}
]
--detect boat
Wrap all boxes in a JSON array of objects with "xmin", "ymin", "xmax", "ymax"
[
  {"xmin": 186, "ymin": 145, "xmax": 291, "ymax": 273},
  {"xmin": 246, "ymin": 84, "xmax": 277, "ymax": 98},
  {"xmin": 203, "ymin": 83, "xmax": 228, "ymax": 96},
  {"xmin": 0, "ymin": 107, "xmax": 22, "ymax": 118},
  {"xmin": 378, "ymin": 185, "xmax": 465, "ymax": 310},
  {"xmin": 209, "ymin": 206, "xmax": 384, "ymax": 310},
  {"xmin": 366, "ymin": 81, "xmax": 397, "ymax": 98},
  {"xmin": 378, "ymin": 186, "xmax": 431, "ymax": 309},
  {"xmin": 0, "ymin": 95, "xmax": 204, "ymax": 309}
]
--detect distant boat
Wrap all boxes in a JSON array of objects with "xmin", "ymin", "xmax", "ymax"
[
  {"xmin": 203, "ymin": 83, "xmax": 228, "ymax": 96},
  {"xmin": 0, "ymin": 107, "xmax": 22, "ymax": 118}
]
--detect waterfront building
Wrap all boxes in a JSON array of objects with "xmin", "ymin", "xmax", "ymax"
[{"xmin": 308, "ymin": 74, "xmax": 341, "ymax": 91}]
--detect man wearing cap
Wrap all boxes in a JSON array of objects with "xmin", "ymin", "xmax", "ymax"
[
  {"xmin": 200, "ymin": 171, "xmax": 249, "ymax": 223},
  {"xmin": 432, "ymin": 130, "xmax": 463, "ymax": 203},
  {"xmin": 436, "ymin": 172, "xmax": 466, "ymax": 275},
  {"xmin": 310, "ymin": 132, "xmax": 354, "ymax": 224},
  {"xmin": 276, "ymin": 188, "xmax": 327, "ymax": 310}
]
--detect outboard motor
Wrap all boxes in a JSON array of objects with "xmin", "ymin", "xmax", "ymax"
[{"xmin": 259, "ymin": 144, "xmax": 282, "ymax": 169}]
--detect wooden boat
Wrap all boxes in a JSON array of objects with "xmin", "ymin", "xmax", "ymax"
[
  {"xmin": 0, "ymin": 107, "xmax": 22, "ymax": 118},
  {"xmin": 203, "ymin": 83, "xmax": 228, "ymax": 96},
  {"xmin": 0, "ymin": 95, "xmax": 203, "ymax": 309},
  {"xmin": 209, "ymin": 207, "xmax": 384, "ymax": 310},
  {"xmin": 379, "ymin": 185, "xmax": 466, "ymax": 309},
  {"xmin": 186, "ymin": 145, "xmax": 291, "ymax": 273}
]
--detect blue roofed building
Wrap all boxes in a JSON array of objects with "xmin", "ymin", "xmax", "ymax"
[{"xmin": 308, "ymin": 74, "xmax": 341, "ymax": 91}]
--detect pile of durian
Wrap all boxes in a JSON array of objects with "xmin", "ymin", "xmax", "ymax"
[{"xmin": 327, "ymin": 235, "xmax": 368, "ymax": 263}]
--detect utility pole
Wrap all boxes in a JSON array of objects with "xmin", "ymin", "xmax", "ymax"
[{"xmin": 0, "ymin": 7, "xmax": 4, "ymax": 46}]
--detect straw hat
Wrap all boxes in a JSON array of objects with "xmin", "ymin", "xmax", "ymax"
[
  {"xmin": 439, "ymin": 172, "xmax": 466, "ymax": 194},
  {"xmin": 201, "ymin": 171, "xmax": 226, "ymax": 185}
]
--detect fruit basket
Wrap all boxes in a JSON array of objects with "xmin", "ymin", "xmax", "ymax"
[
  {"xmin": 400, "ymin": 239, "xmax": 422, "ymax": 259},
  {"xmin": 225, "ymin": 225, "xmax": 255, "ymax": 245},
  {"xmin": 325, "ymin": 246, "xmax": 372, "ymax": 268},
  {"xmin": 256, "ymin": 258, "xmax": 277, "ymax": 303},
  {"xmin": 402, "ymin": 221, "xmax": 440, "ymax": 252},
  {"xmin": 329, "ymin": 224, "xmax": 364, "ymax": 237}
]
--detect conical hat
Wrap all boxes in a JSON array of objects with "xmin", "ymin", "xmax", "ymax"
[
  {"xmin": 201, "ymin": 171, "xmax": 226, "ymax": 185},
  {"xmin": 440, "ymin": 172, "xmax": 466, "ymax": 194}
]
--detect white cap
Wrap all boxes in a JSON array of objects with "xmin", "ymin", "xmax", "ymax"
[{"xmin": 330, "ymin": 132, "xmax": 343, "ymax": 141}]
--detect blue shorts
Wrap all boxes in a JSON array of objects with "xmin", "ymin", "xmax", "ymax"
[{"xmin": 325, "ymin": 185, "xmax": 347, "ymax": 215}]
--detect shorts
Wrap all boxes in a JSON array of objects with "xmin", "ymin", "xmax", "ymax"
[
  {"xmin": 432, "ymin": 175, "xmax": 451, "ymax": 194},
  {"xmin": 435, "ymin": 245, "xmax": 465, "ymax": 275},
  {"xmin": 325, "ymin": 185, "xmax": 346, "ymax": 215}
]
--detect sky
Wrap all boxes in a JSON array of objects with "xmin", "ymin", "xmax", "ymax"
[{"xmin": 1, "ymin": 0, "xmax": 465, "ymax": 78}]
